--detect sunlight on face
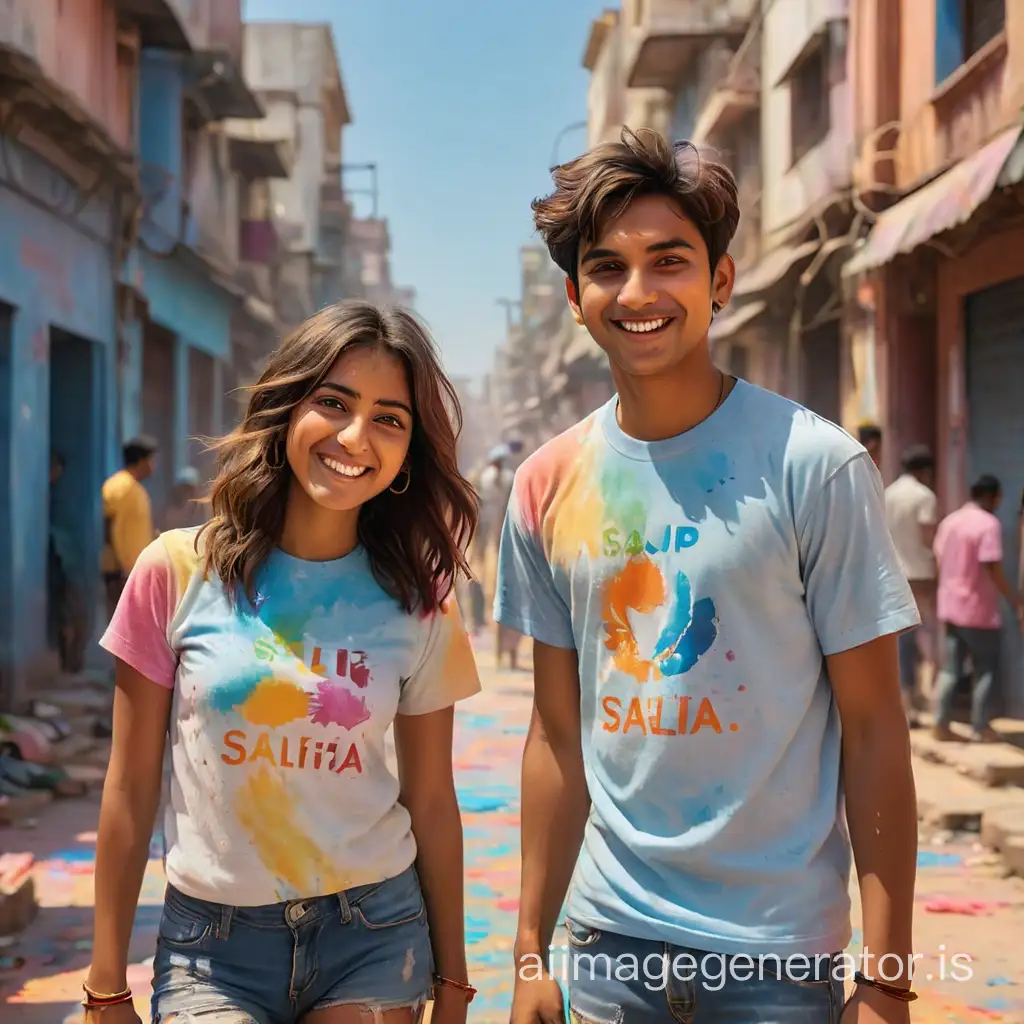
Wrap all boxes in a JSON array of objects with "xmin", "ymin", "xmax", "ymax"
[
  {"xmin": 286, "ymin": 345, "xmax": 413, "ymax": 513},
  {"xmin": 571, "ymin": 194, "xmax": 733, "ymax": 379}
]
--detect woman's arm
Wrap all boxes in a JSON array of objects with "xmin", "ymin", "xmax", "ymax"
[
  {"xmin": 88, "ymin": 660, "xmax": 173, "ymax": 994},
  {"xmin": 394, "ymin": 707, "xmax": 468, "ymax": 985}
]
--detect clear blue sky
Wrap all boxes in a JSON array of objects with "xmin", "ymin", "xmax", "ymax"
[{"xmin": 243, "ymin": 0, "xmax": 610, "ymax": 380}]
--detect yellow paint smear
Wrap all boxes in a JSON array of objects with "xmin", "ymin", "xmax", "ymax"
[
  {"xmin": 240, "ymin": 677, "xmax": 310, "ymax": 727},
  {"xmin": 547, "ymin": 426, "xmax": 605, "ymax": 566},
  {"xmin": 234, "ymin": 764, "xmax": 350, "ymax": 895}
]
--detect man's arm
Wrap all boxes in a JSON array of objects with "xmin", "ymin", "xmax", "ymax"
[
  {"xmin": 828, "ymin": 632, "xmax": 917, "ymax": 992},
  {"xmin": 515, "ymin": 642, "xmax": 590, "ymax": 969}
]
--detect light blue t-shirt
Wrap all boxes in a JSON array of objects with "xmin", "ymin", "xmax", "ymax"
[{"xmin": 494, "ymin": 380, "xmax": 918, "ymax": 956}]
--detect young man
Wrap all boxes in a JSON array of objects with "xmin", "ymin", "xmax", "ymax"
[
  {"xmin": 885, "ymin": 446, "xmax": 939, "ymax": 725},
  {"xmin": 495, "ymin": 130, "xmax": 920, "ymax": 1023},
  {"xmin": 932, "ymin": 474, "xmax": 1023, "ymax": 742},
  {"xmin": 100, "ymin": 435, "xmax": 158, "ymax": 619}
]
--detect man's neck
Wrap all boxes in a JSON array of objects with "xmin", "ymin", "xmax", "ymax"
[{"xmin": 612, "ymin": 352, "xmax": 728, "ymax": 443}]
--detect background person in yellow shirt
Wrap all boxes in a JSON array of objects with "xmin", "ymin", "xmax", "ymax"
[{"xmin": 101, "ymin": 435, "xmax": 158, "ymax": 619}]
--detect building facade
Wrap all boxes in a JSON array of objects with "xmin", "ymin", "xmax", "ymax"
[
  {"xmin": 0, "ymin": 4, "xmax": 356, "ymax": 709},
  {"xmin": 845, "ymin": 0, "xmax": 1023, "ymax": 714}
]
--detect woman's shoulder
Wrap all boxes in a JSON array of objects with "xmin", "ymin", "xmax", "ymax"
[{"xmin": 144, "ymin": 527, "xmax": 206, "ymax": 593}]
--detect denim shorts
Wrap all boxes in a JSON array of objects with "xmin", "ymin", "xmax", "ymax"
[
  {"xmin": 151, "ymin": 864, "xmax": 434, "ymax": 1024},
  {"xmin": 563, "ymin": 919, "xmax": 846, "ymax": 1024}
]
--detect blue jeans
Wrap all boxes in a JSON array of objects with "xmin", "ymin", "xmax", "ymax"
[
  {"xmin": 564, "ymin": 920, "xmax": 846, "ymax": 1023},
  {"xmin": 152, "ymin": 865, "xmax": 434, "ymax": 1024},
  {"xmin": 934, "ymin": 623, "xmax": 1001, "ymax": 733}
]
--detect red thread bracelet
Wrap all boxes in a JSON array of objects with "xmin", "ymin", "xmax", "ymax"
[{"xmin": 433, "ymin": 975, "xmax": 477, "ymax": 1002}]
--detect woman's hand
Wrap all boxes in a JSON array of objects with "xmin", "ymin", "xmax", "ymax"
[{"xmin": 428, "ymin": 984, "xmax": 471, "ymax": 1024}]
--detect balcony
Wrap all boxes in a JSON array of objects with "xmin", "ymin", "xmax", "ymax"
[
  {"xmin": 239, "ymin": 218, "xmax": 281, "ymax": 266},
  {"xmin": 692, "ymin": 44, "xmax": 760, "ymax": 145},
  {"xmin": 225, "ymin": 118, "xmax": 293, "ymax": 180},
  {"xmin": 626, "ymin": 0, "xmax": 750, "ymax": 90},
  {"xmin": 112, "ymin": 0, "xmax": 194, "ymax": 51},
  {"xmin": 0, "ymin": 1, "xmax": 135, "ymax": 182}
]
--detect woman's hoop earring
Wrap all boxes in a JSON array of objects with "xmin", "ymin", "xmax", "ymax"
[
  {"xmin": 265, "ymin": 440, "xmax": 287, "ymax": 471},
  {"xmin": 390, "ymin": 467, "xmax": 411, "ymax": 495}
]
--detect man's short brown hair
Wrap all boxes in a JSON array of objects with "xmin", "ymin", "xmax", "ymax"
[{"xmin": 532, "ymin": 128, "xmax": 740, "ymax": 289}]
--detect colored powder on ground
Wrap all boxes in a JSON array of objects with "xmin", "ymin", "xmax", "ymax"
[{"xmin": 917, "ymin": 851, "xmax": 962, "ymax": 868}]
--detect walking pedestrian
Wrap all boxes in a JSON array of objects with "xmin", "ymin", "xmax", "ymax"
[
  {"xmin": 497, "ymin": 129, "xmax": 921, "ymax": 1023},
  {"xmin": 885, "ymin": 445, "xmax": 939, "ymax": 725},
  {"xmin": 85, "ymin": 302, "xmax": 481, "ymax": 1024},
  {"xmin": 932, "ymin": 474, "xmax": 1023, "ymax": 742}
]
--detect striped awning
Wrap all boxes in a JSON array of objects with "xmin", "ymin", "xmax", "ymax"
[{"xmin": 843, "ymin": 123, "xmax": 1024, "ymax": 278}]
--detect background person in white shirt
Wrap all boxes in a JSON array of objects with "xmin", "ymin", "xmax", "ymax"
[{"xmin": 885, "ymin": 445, "xmax": 938, "ymax": 723}]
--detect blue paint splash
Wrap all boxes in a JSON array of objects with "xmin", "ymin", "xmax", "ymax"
[{"xmin": 653, "ymin": 571, "xmax": 718, "ymax": 676}]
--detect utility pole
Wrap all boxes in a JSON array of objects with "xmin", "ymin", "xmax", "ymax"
[
  {"xmin": 496, "ymin": 298, "xmax": 521, "ymax": 334},
  {"xmin": 341, "ymin": 162, "xmax": 379, "ymax": 218}
]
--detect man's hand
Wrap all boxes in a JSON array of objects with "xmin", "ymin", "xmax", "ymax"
[
  {"xmin": 510, "ymin": 972, "xmax": 565, "ymax": 1024},
  {"xmin": 840, "ymin": 983, "xmax": 912, "ymax": 1023}
]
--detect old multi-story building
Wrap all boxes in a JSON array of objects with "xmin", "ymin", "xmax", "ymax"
[
  {"xmin": 241, "ymin": 22, "xmax": 351, "ymax": 330},
  {"xmin": 0, "ymin": 1, "xmax": 303, "ymax": 707},
  {"xmin": 583, "ymin": 6, "xmax": 673, "ymax": 147},
  {"xmin": 844, "ymin": 0, "xmax": 1023, "ymax": 714},
  {"xmin": 343, "ymin": 216, "xmax": 415, "ymax": 307}
]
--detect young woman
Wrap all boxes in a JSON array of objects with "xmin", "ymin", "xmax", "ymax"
[{"xmin": 85, "ymin": 302, "xmax": 481, "ymax": 1024}]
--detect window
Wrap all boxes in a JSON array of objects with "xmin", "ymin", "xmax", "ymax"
[
  {"xmin": 964, "ymin": 0, "xmax": 1005, "ymax": 59},
  {"xmin": 935, "ymin": 0, "xmax": 1006, "ymax": 83},
  {"xmin": 789, "ymin": 41, "xmax": 829, "ymax": 165}
]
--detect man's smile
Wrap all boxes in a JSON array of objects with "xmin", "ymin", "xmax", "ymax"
[{"xmin": 612, "ymin": 316, "xmax": 676, "ymax": 335}]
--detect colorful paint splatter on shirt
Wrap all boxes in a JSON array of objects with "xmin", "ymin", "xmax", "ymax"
[{"xmin": 100, "ymin": 528, "xmax": 480, "ymax": 907}]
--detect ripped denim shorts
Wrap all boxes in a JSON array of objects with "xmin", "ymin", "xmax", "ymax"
[{"xmin": 151, "ymin": 865, "xmax": 433, "ymax": 1024}]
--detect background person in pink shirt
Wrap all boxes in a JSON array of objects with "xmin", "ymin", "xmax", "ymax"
[{"xmin": 933, "ymin": 474, "xmax": 1024, "ymax": 742}]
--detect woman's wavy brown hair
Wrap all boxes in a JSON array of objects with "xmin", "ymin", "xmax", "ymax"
[{"xmin": 198, "ymin": 301, "xmax": 478, "ymax": 615}]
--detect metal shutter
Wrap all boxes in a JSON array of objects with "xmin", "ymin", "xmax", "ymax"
[{"xmin": 965, "ymin": 275, "xmax": 1024, "ymax": 717}]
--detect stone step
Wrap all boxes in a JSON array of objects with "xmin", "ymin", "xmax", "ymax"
[
  {"xmin": 1004, "ymin": 836, "xmax": 1024, "ymax": 877},
  {"xmin": 913, "ymin": 755, "xmax": 1019, "ymax": 831},
  {"xmin": 980, "ymin": 805, "xmax": 1024, "ymax": 852},
  {"xmin": 0, "ymin": 854, "xmax": 37, "ymax": 936},
  {"xmin": 910, "ymin": 722, "xmax": 1024, "ymax": 787}
]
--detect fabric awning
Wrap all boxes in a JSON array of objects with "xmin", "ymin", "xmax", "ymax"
[
  {"xmin": 709, "ymin": 300, "xmax": 766, "ymax": 341},
  {"xmin": 732, "ymin": 241, "xmax": 818, "ymax": 299},
  {"xmin": 843, "ymin": 123, "xmax": 1024, "ymax": 278}
]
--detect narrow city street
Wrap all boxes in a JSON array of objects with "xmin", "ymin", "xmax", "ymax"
[{"xmin": 1, "ymin": 639, "xmax": 1023, "ymax": 1023}]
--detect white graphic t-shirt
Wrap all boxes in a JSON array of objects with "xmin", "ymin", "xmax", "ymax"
[{"xmin": 100, "ymin": 528, "xmax": 481, "ymax": 906}]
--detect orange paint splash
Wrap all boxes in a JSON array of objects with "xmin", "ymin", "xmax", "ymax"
[{"xmin": 602, "ymin": 556, "xmax": 666, "ymax": 683}]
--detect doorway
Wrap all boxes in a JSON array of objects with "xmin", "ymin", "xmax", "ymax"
[
  {"xmin": 49, "ymin": 327, "xmax": 101, "ymax": 674},
  {"xmin": 142, "ymin": 321, "xmax": 176, "ymax": 523},
  {"xmin": 0, "ymin": 303, "xmax": 13, "ymax": 704}
]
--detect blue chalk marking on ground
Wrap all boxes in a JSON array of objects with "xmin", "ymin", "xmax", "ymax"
[
  {"xmin": 917, "ymin": 851, "xmax": 962, "ymax": 868},
  {"xmin": 465, "ymin": 916, "xmax": 491, "ymax": 945}
]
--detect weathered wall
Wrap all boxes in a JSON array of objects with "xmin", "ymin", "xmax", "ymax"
[
  {"xmin": 0, "ymin": 0, "xmax": 133, "ymax": 148},
  {"xmin": 0, "ymin": 137, "xmax": 117, "ymax": 701}
]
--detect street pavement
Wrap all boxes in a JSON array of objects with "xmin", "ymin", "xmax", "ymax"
[{"xmin": 2, "ymin": 636, "xmax": 1024, "ymax": 1022}]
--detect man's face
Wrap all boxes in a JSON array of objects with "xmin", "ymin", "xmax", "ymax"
[{"xmin": 568, "ymin": 194, "xmax": 734, "ymax": 379}]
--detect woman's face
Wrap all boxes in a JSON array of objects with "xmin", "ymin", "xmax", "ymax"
[{"xmin": 286, "ymin": 345, "xmax": 413, "ymax": 512}]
